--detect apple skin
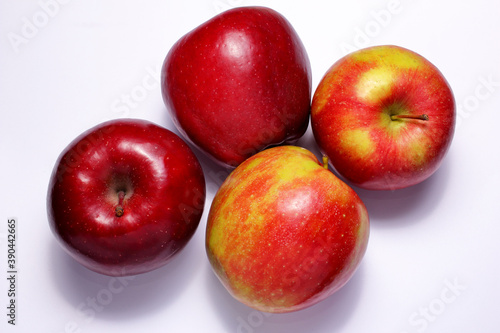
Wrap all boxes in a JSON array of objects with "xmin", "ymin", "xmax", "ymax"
[
  {"xmin": 311, "ymin": 45, "xmax": 455, "ymax": 190},
  {"xmin": 161, "ymin": 6, "xmax": 312, "ymax": 168},
  {"xmin": 206, "ymin": 146, "xmax": 369, "ymax": 313},
  {"xmin": 47, "ymin": 119, "xmax": 206, "ymax": 276}
]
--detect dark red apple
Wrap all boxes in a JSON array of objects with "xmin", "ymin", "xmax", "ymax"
[
  {"xmin": 47, "ymin": 119, "xmax": 205, "ymax": 276},
  {"xmin": 161, "ymin": 6, "xmax": 312, "ymax": 167}
]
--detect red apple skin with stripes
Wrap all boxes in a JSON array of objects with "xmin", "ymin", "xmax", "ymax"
[
  {"xmin": 206, "ymin": 146, "xmax": 369, "ymax": 313},
  {"xmin": 312, "ymin": 45, "xmax": 456, "ymax": 190}
]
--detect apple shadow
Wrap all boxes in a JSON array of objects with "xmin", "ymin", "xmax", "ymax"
[
  {"xmin": 295, "ymin": 126, "xmax": 322, "ymax": 158},
  {"xmin": 205, "ymin": 261, "xmax": 366, "ymax": 333},
  {"xmin": 48, "ymin": 229, "xmax": 204, "ymax": 322},
  {"xmin": 160, "ymin": 110, "xmax": 233, "ymax": 192},
  {"xmin": 296, "ymin": 127, "xmax": 454, "ymax": 228},
  {"xmin": 352, "ymin": 154, "xmax": 453, "ymax": 229},
  {"xmin": 195, "ymin": 149, "xmax": 232, "ymax": 191}
]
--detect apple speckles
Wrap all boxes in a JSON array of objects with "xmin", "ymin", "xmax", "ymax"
[{"xmin": 162, "ymin": 7, "xmax": 311, "ymax": 168}]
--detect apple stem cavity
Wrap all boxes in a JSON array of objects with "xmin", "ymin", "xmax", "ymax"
[
  {"xmin": 390, "ymin": 114, "xmax": 429, "ymax": 121},
  {"xmin": 115, "ymin": 191, "xmax": 126, "ymax": 217}
]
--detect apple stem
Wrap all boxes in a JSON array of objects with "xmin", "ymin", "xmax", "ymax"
[
  {"xmin": 322, "ymin": 156, "xmax": 329, "ymax": 170},
  {"xmin": 115, "ymin": 191, "xmax": 125, "ymax": 217},
  {"xmin": 390, "ymin": 114, "xmax": 429, "ymax": 121}
]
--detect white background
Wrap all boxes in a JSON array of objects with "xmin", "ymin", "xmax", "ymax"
[{"xmin": 1, "ymin": 0, "xmax": 499, "ymax": 332}]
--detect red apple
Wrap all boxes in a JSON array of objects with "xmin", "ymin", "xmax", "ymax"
[
  {"xmin": 47, "ymin": 119, "xmax": 205, "ymax": 276},
  {"xmin": 161, "ymin": 6, "xmax": 311, "ymax": 167},
  {"xmin": 206, "ymin": 146, "xmax": 369, "ymax": 313},
  {"xmin": 311, "ymin": 45, "xmax": 455, "ymax": 190}
]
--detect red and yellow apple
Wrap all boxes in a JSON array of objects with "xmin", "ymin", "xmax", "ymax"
[
  {"xmin": 311, "ymin": 45, "xmax": 455, "ymax": 190},
  {"xmin": 161, "ymin": 6, "xmax": 311, "ymax": 168},
  {"xmin": 205, "ymin": 146, "xmax": 369, "ymax": 313}
]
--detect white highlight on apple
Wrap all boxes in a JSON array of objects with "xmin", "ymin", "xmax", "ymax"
[
  {"xmin": 401, "ymin": 277, "xmax": 466, "ymax": 333},
  {"xmin": 6, "ymin": 0, "xmax": 72, "ymax": 53},
  {"xmin": 339, "ymin": 0, "xmax": 403, "ymax": 55},
  {"xmin": 456, "ymin": 74, "xmax": 500, "ymax": 128}
]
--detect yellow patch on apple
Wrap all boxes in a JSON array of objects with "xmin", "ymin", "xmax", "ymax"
[
  {"xmin": 405, "ymin": 136, "xmax": 431, "ymax": 167},
  {"xmin": 273, "ymin": 150, "xmax": 321, "ymax": 182},
  {"xmin": 355, "ymin": 67, "xmax": 395, "ymax": 104},
  {"xmin": 339, "ymin": 128, "xmax": 375, "ymax": 160},
  {"xmin": 311, "ymin": 79, "xmax": 333, "ymax": 114},
  {"xmin": 352, "ymin": 46, "xmax": 422, "ymax": 70}
]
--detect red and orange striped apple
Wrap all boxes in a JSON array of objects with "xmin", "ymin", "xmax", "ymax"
[
  {"xmin": 312, "ymin": 45, "xmax": 456, "ymax": 190},
  {"xmin": 205, "ymin": 146, "xmax": 369, "ymax": 313}
]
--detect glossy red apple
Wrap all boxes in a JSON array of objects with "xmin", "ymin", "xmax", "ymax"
[
  {"xmin": 206, "ymin": 146, "xmax": 369, "ymax": 313},
  {"xmin": 312, "ymin": 45, "xmax": 455, "ymax": 190},
  {"xmin": 161, "ymin": 6, "xmax": 312, "ymax": 167},
  {"xmin": 47, "ymin": 119, "xmax": 205, "ymax": 276}
]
